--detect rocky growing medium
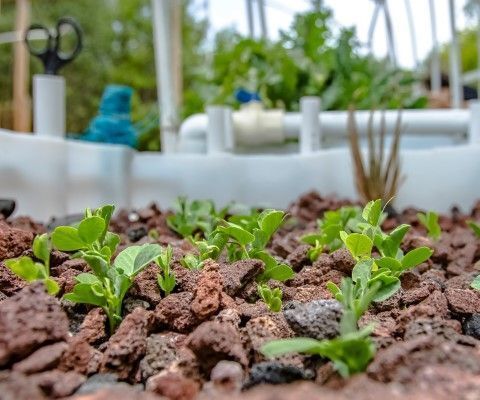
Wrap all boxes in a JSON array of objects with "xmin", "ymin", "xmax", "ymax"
[{"xmin": 1, "ymin": 192, "xmax": 480, "ymax": 399}]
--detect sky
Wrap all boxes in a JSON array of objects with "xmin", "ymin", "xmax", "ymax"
[{"xmin": 199, "ymin": 0, "xmax": 473, "ymax": 68}]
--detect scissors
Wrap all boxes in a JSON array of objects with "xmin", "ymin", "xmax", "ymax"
[{"xmin": 24, "ymin": 17, "xmax": 83, "ymax": 75}]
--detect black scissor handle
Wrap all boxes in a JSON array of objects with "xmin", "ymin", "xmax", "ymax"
[
  {"xmin": 24, "ymin": 23, "xmax": 52, "ymax": 57},
  {"xmin": 54, "ymin": 17, "xmax": 83, "ymax": 62}
]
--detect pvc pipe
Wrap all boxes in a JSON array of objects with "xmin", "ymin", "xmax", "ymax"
[
  {"xmin": 428, "ymin": 0, "xmax": 441, "ymax": 92},
  {"xmin": 207, "ymin": 105, "xmax": 231, "ymax": 154},
  {"xmin": 448, "ymin": 0, "xmax": 462, "ymax": 108},
  {"xmin": 151, "ymin": 0, "xmax": 178, "ymax": 152},
  {"xmin": 300, "ymin": 97, "xmax": 321, "ymax": 154},
  {"xmin": 468, "ymin": 100, "xmax": 480, "ymax": 144},
  {"xmin": 33, "ymin": 74, "xmax": 65, "ymax": 138}
]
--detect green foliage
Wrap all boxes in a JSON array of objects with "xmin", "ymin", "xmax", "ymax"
[
  {"xmin": 467, "ymin": 221, "xmax": 480, "ymax": 238},
  {"xmin": 261, "ymin": 324, "xmax": 375, "ymax": 378},
  {"xmin": 417, "ymin": 211, "xmax": 441, "ymax": 240},
  {"xmin": 155, "ymin": 245, "xmax": 176, "ymax": 296},
  {"xmin": 53, "ymin": 204, "xmax": 161, "ymax": 332},
  {"xmin": 471, "ymin": 275, "xmax": 480, "ymax": 291},
  {"xmin": 257, "ymin": 284, "xmax": 283, "ymax": 312},
  {"xmin": 5, "ymin": 234, "xmax": 59, "ymax": 295},
  {"xmin": 167, "ymin": 197, "xmax": 229, "ymax": 239}
]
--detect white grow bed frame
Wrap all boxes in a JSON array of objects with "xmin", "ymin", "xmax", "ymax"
[{"xmin": 2, "ymin": 102, "xmax": 480, "ymax": 221}]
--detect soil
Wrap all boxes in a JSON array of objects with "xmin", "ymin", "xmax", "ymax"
[{"xmin": 2, "ymin": 191, "xmax": 480, "ymax": 399}]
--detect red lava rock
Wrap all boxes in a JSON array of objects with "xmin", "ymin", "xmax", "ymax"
[
  {"xmin": 171, "ymin": 263, "xmax": 201, "ymax": 292},
  {"xmin": 76, "ymin": 308, "xmax": 108, "ymax": 345},
  {"xmin": 210, "ymin": 360, "xmax": 244, "ymax": 393},
  {"xmin": 70, "ymin": 386, "xmax": 163, "ymax": 400},
  {"xmin": 420, "ymin": 290, "xmax": 449, "ymax": 318},
  {"xmin": 214, "ymin": 308, "xmax": 241, "ymax": 327},
  {"xmin": 330, "ymin": 248, "xmax": 355, "ymax": 274},
  {"xmin": 59, "ymin": 338, "xmax": 102, "ymax": 376},
  {"xmin": 287, "ymin": 264, "xmax": 345, "ymax": 288},
  {"xmin": 0, "ymin": 282, "xmax": 69, "ymax": 367},
  {"xmin": 219, "ymin": 259, "xmax": 264, "ymax": 296},
  {"xmin": 0, "ymin": 222, "xmax": 34, "ymax": 261},
  {"xmin": 367, "ymin": 335, "xmax": 480, "ymax": 383},
  {"xmin": 359, "ymin": 311, "xmax": 397, "ymax": 338},
  {"xmin": 186, "ymin": 321, "xmax": 248, "ymax": 374},
  {"xmin": 8, "ymin": 216, "xmax": 45, "ymax": 235},
  {"xmin": 191, "ymin": 260, "xmax": 223, "ymax": 320},
  {"xmin": 446, "ymin": 242, "xmax": 477, "ymax": 276},
  {"xmin": 12, "ymin": 341, "xmax": 68, "ymax": 374},
  {"xmin": 0, "ymin": 261, "xmax": 26, "ymax": 296},
  {"xmin": 403, "ymin": 318, "xmax": 476, "ymax": 346},
  {"xmin": 282, "ymin": 284, "xmax": 332, "ymax": 303},
  {"xmin": 155, "ymin": 292, "xmax": 199, "ymax": 333},
  {"xmin": 30, "ymin": 369, "xmax": 86, "ymax": 398},
  {"xmin": 401, "ymin": 281, "xmax": 436, "ymax": 306},
  {"xmin": 101, "ymin": 307, "xmax": 154, "ymax": 381},
  {"xmin": 0, "ymin": 371, "xmax": 47, "ymax": 399},
  {"xmin": 130, "ymin": 264, "xmax": 162, "ymax": 306},
  {"xmin": 286, "ymin": 244, "xmax": 311, "ymax": 271},
  {"xmin": 445, "ymin": 288, "xmax": 480, "ymax": 314},
  {"xmin": 57, "ymin": 268, "xmax": 81, "ymax": 294},
  {"xmin": 245, "ymin": 316, "xmax": 285, "ymax": 363},
  {"xmin": 146, "ymin": 370, "xmax": 199, "ymax": 400}
]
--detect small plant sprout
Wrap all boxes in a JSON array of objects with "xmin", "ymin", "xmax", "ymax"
[
  {"xmin": 51, "ymin": 205, "xmax": 163, "ymax": 333},
  {"xmin": 167, "ymin": 197, "xmax": 229, "ymax": 239},
  {"xmin": 5, "ymin": 233, "xmax": 59, "ymax": 295},
  {"xmin": 467, "ymin": 220, "xmax": 480, "ymax": 238},
  {"xmin": 471, "ymin": 275, "xmax": 480, "ymax": 291},
  {"xmin": 155, "ymin": 245, "xmax": 175, "ymax": 296},
  {"xmin": 417, "ymin": 211, "xmax": 441, "ymax": 240},
  {"xmin": 258, "ymin": 283, "xmax": 283, "ymax": 312}
]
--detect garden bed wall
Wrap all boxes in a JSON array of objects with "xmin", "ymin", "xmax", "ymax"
[{"xmin": 1, "ymin": 128, "xmax": 480, "ymax": 220}]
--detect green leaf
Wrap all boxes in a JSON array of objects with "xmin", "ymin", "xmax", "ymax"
[
  {"xmin": 351, "ymin": 260, "xmax": 372, "ymax": 288},
  {"xmin": 218, "ymin": 223, "xmax": 255, "ymax": 246},
  {"xmin": 64, "ymin": 283, "xmax": 107, "ymax": 307},
  {"xmin": 266, "ymin": 263, "xmax": 294, "ymax": 282},
  {"xmin": 471, "ymin": 275, "xmax": 480, "ymax": 291},
  {"xmin": 362, "ymin": 199, "xmax": 382, "ymax": 226},
  {"xmin": 468, "ymin": 221, "xmax": 480, "ymax": 238},
  {"xmin": 44, "ymin": 278, "xmax": 60, "ymax": 295},
  {"xmin": 342, "ymin": 233, "xmax": 373, "ymax": 259},
  {"xmin": 371, "ymin": 276, "xmax": 400, "ymax": 302},
  {"xmin": 83, "ymin": 253, "xmax": 109, "ymax": 278},
  {"xmin": 32, "ymin": 234, "xmax": 50, "ymax": 266},
  {"xmin": 381, "ymin": 224, "xmax": 410, "ymax": 257},
  {"xmin": 375, "ymin": 257, "xmax": 403, "ymax": 274},
  {"xmin": 261, "ymin": 338, "xmax": 322, "ymax": 358},
  {"xmin": 258, "ymin": 209, "xmax": 285, "ymax": 240},
  {"xmin": 52, "ymin": 226, "xmax": 85, "ymax": 251},
  {"xmin": 5, "ymin": 257, "xmax": 41, "ymax": 282},
  {"xmin": 133, "ymin": 243, "xmax": 163, "ymax": 275},
  {"xmin": 77, "ymin": 216, "xmax": 106, "ymax": 245},
  {"xmin": 75, "ymin": 272, "xmax": 101, "ymax": 285},
  {"xmin": 401, "ymin": 247, "xmax": 433, "ymax": 269}
]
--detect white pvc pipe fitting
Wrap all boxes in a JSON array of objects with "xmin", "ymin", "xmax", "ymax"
[
  {"xmin": 300, "ymin": 96, "xmax": 321, "ymax": 154},
  {"xmin": 33, "ymin": 74, "xmax": 66, "ymax": 138}
]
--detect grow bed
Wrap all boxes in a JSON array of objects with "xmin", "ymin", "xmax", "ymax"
[{"xmin": 1, "ymin": 192, "xmax": 480, "ymax": 400}]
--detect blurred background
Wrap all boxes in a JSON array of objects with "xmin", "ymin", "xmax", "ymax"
[{"xmin": 1, "ymin": 0, "xmax": 479, "ymax": 151}]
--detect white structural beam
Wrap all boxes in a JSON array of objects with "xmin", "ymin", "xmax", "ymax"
[
  {"xmin": 428, "ymin": 0, "xmax": 441, "ymax": 92},
  {"xmin": 405, "ymin": 0, "xmax": 418, "ymax": 67},
  {"xmin": 448, "ymin": 0, "xmax": 462, "ymax": 108},
  {"xmin": 245, "ymin": 0, "xmax": 255, "ymax": 38},
  {"xmin": 257, "ymin": 0, "xmax": 267, "ymax": 39},
  {"xmin": 151, "ymin": 0, "xmax": 179, "ymax": 153}
]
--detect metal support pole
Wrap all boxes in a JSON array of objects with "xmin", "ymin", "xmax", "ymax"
[
  {"xmin": 245, "ymin": 0, "xmax": 254, "ymax": 38},
  {"xmin": 383, "ymin": 0, "xmax": 397, "ymax": 67},
  {"xmin": 151, "ymin": 0, "xmax": 179, "ymax": 153},
  {"xmin": 367, "ymin": 1, "xmax": 381, "ymax": 54},
  {"xmin": 405, "ymin": 0, "xmax": 418, "ymax": 67},
  {"xmin": 257, "ymin": 0, "xmax": 267, "ymax": 39},
  {"xmin": 300, "ymin": 97, "xmax": 321, "ymax": 154},
  {"xmin": 207, "ymin": 105, "xmax": 232, "ymax": 154},
  {"xmin": 468, "ymin": 100, "xmax": 480, "ymax": 144},
  {"xmin": 448, "ymin": 0, "xmax": 462, "ymax": 108},
  {"xmin": 428, "ymin": 0, "xmax": 441, "ymax": 92}
]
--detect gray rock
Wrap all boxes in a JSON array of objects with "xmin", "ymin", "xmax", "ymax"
[
  {"xmin": 244, "ymin": 361, "xmax": 314, "ymax": 388},
  {"xmin": 283, "ymin": 299, "xmax": 342, "ymax": 340},
  {"xmin": 75, "ymin": 373, "xmax": 143, "ymax": 395},
  {"xmin": 210, "ymin": 360, "xmax": 244, "ymax": 392},
  {"xmin": 139, "ymin": 333, "xmax": 183, "ymax": 380},
  {"xmin": 463, "ymin": 313, "xmax": 480, "ymax": 339}
]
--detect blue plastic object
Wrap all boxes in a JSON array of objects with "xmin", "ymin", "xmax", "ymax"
[
  {"xmin": 80, "ymin": 85, "xmax": 138, "ymax": 148},
  {"xmin": 235, "ymin": 88, "xmax": 261, "ymax": 104}
]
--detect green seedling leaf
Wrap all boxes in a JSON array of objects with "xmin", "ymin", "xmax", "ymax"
[
  {"xmin": 300, "ymin": 233, "xmax": 323, "ymax": 246},
  {"xmin": 64, "ymin": 283, "xmax": 107, "ymax": 307},
  {"xmin": 82, "ymin": 252, "xmax": 109, "ymax": 278},
  {"xmin": 114, "ymin": 243, "xmax": 162, "ymax": 277},
  {"xmin": 5, "ymin": 257, "xmax": 41, "ymax": 281},
  {"xmin": 381, "ymin": 224, "xmax": 410, "ymax": 258},
  {"xmin": 44, "ymin": 277, "xmax": 60, "ymax": 295},
  {"xmin": 75, "ymin": 272, "xmax": 101, "ymax": 285},
  {"xmin": 218, "ymin": 223, "xmax": 255, "ymax": 246},
  {"xmin": 362, "ymin": 199, "xmax": 382, "ymax": 226},
  {"xmin": 78, "ymin": 216, "xmax": 106, "ymax": 245},
  {"xmin": 33, "ymin": 234, "xmax": 50, "ymax": 266},
  {"xmin": 267, "ymin": 263, "xmax": 294, "ymax": 282},
  {"xmin": 468, "ymin": 221, "xmax": 480, "ymax": 238},
  {"xmin": 258, "ymin": 209, "xmax": 285, "ymax": 240},
  {"xmin": 375, "ymin": 257, "xmax": 403, "ymax": 274},
  {"xmin": 52, "ymin": 226, "xmax": 85, "ymax": 251},
  {"xmin": 370, "ymin": 274, "xmax": 401, "ymax": 302},
  {"xmin": 351, "ymin": 259, "xmax": 372, "ymax": 288},
  {"xmin": 342, "ymin": 232, "xmax": 373, "ymax": 260},
  {"xmin": 262, "ymin": 337, "xmax": 322, "ymax": 358},
  {"xmin": 401, "ymin": 247, "xmax": 433, "ymax": 269},
  {"xmin": 471, "ymin": 275, "xmax": 480, "ymax": 291},
  {"xmin": 417, "ymin": 211, "xmax": 441, "ymax": 240}
]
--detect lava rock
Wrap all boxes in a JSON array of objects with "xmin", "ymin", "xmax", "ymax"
[
  {"xmin": 0, "ymin": 283, "xmax": 69, "ymax": 367},
  {"xmin": 59, "ymin": 338, "xmax": 102, "ymax": 376},
  {"xmin": 445, "ymin": 288, "xmax": 480, "ymax": 314},
  {"xmin": 130, "ymin": 265, "xmax": 162, "ymax": 306},
  {"xmin": 101, "ymin": 307, "xmax": 154, "ymax": 380},
  {"xmin": 283, "ymin": 300, "xmax": 342, "ymax": 340},
  {"xmin": 186, "ymin": 321, "xmax": 248, "ymax": 374},
  {"xmin": 0, "ymin": 222, "xmax": 34, "ymax": 261},
  {"xmin": 0, "ymin": 371, "xmax": 47, "ymax": 399},
  {"xmin": 146, "ymin": 370, "xmax": 200, "ymax": 400},
  {"xmin": 244, "ymin": 361, "xmax": 314, "ymax": 388},
  {"xmin": 463, "ymin": 314, "xmax": 480, "ymax": 339},
  {"xmin": 219, "ymin": 259, "xmax": 264, "ymax": 296},
  {"xmin": 12, "ymin": 342, "xmax": 68, "ymax": 374},
  {"xmin": 30, "ymin": 369, "xmax": 85, "ymax": 398},
  {"xmin": 210, "ymin": 360, "xmax": 244, "ymax": 392},
  {"xmin": 75, "ymin": 373, "xmax": 133, "ymax": 395},
  {"xmin": 76, "ymin": 308, "xmax": 108, "ymax": 345},
  {"xmin": 191, "ymin": 259, "xmax": 223, "ymax": 320},
  {"xmin": 155, "ymin": 292, "xmax": 199, "ymax": 333},
  {"xmin": 127, "ymin": 225, "xmax": 148, "ymax": 242},
  {"xmin": 0, "ymin": 199, "xmax": 15, "ymax": 219}
]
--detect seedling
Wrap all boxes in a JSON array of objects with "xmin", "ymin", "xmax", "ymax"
[
  {"xmin": 417, "ymin": 211, "xmax": 441, "ymax": 240},
  {"xmin": 257, "ymin": 283, "xmax": 282, "ymax": 312},
  {"xmin": 471, "ymin": 276, "xmax": 480, "ymax": 291},
  {"xmin": 52, "ymin": 205, "xmax": 163, "ymax": 333},
  {"xmin": 5, "ymin": 233, "xmax": 59, "ymax": 295},
  {"xmin": 467, "ymin": 220, "xmax": 480, "ymax": 238},
  {"xmin": 167, "ymin": 197, "xmax": 229, "ymax": 238},
  {"xmin": 155, "ymin": 245, "xmax": 176, "ymax": 296}
]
